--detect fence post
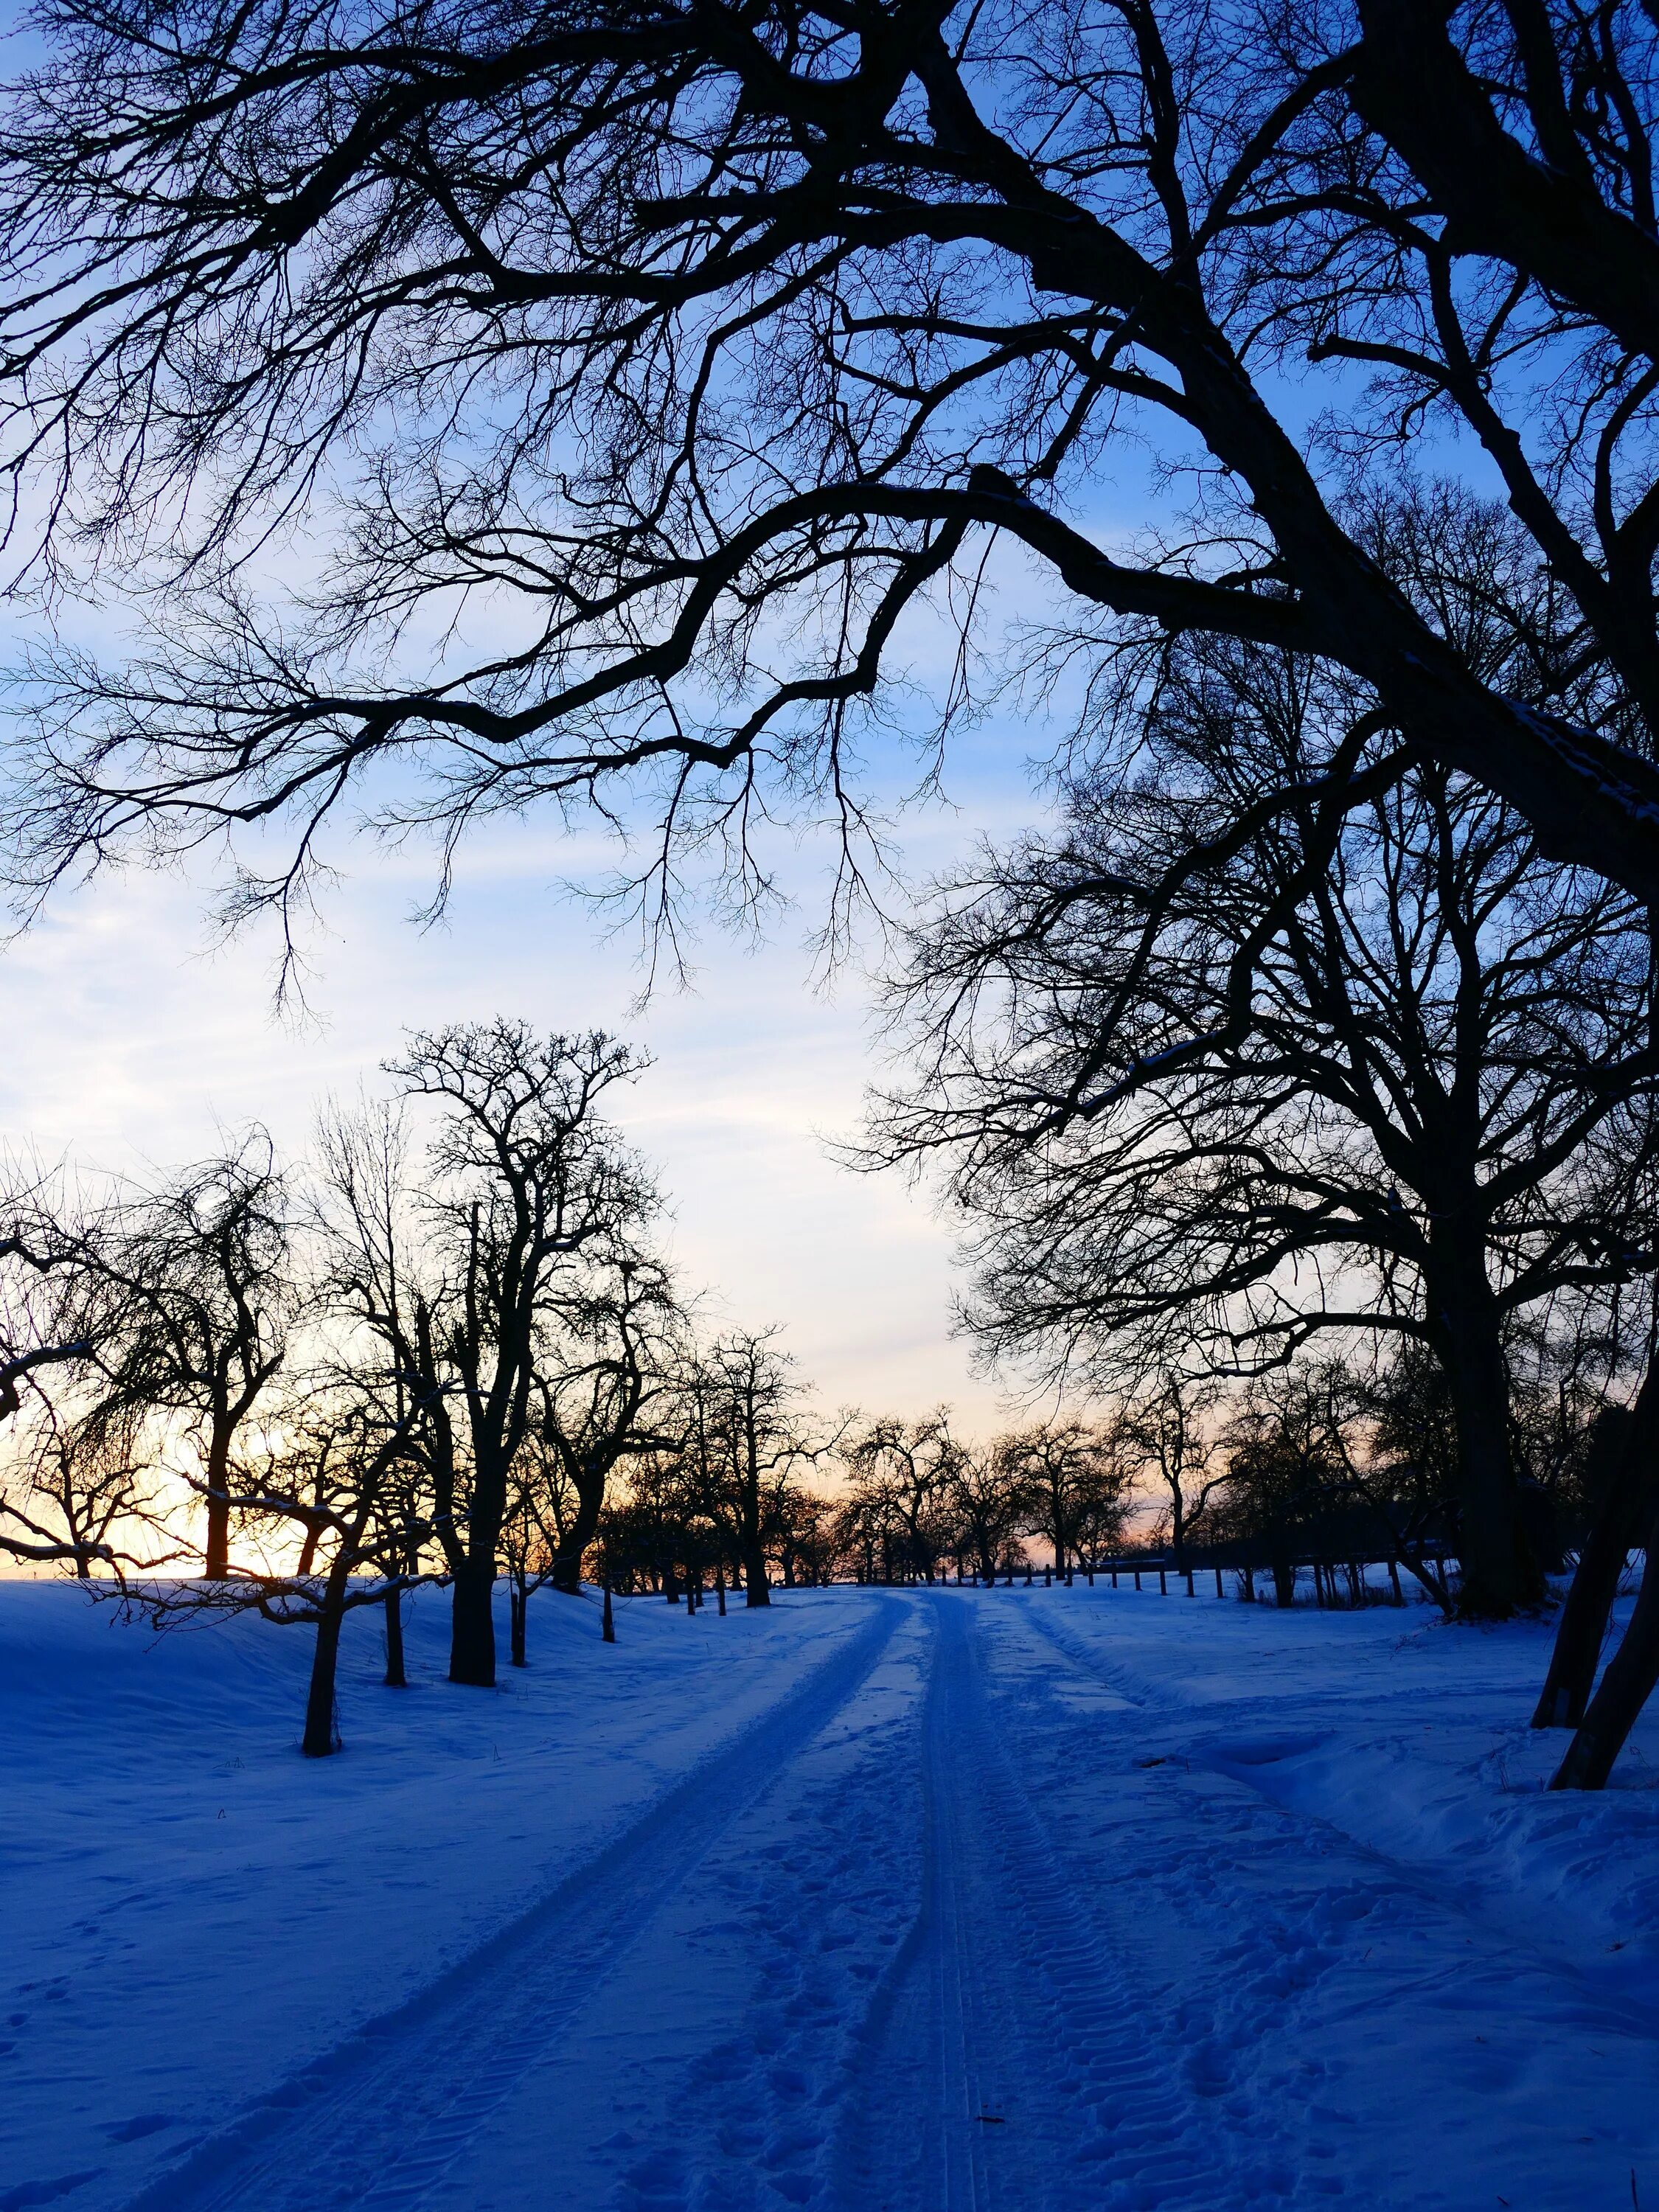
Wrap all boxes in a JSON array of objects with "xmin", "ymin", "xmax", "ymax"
[
  {"xmin": 1214, "ymin": 1567, "xmax": 1223, "ymax": 1598},
  {"xmin": 1158, "ymin": 1568, "xmax": 1168, "ymax": 1595}
]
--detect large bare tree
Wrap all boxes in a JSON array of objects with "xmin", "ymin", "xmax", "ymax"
[
  {"xmin": 0, "ymin": 1, "xmax": 1657, "ymax": 931},
  {"xmin": 867, "ymin": 588, "xmax": 1659, "ymax": 1615}
]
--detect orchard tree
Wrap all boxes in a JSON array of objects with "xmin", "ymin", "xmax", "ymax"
[
  {"xmin": 319, "ymin": 1023, "xmax": 661, "ymax": 1686},
  {"xmin": 1112, "ymin": 1377, "xmax": 1222, "ymax": 1575},
  {"xmin": 690, "ymin": 1329, "xmax": 830, "ymax": 1607},
  {"xmin": 844, "ymin": 1412, "xmax": 960, "ymax": 1585},
  {"xmin": 535, "ymin": 1257, "xmax": 684, "ymax": 1585},
  {"xmin": 9, "ymin": 1139, "xmax": 295, "ymax": 1578},
  {"xmin": 999, "ymin": 1421, "xmax": 1121, "ymax": 1582},
  {"xmin": 4, "ymin": 1396, "xmax": 156, "ymax": 1579},
  {"xmin": 130, "ymin": 1377, "xmax": 442, "ymax": 1756},
  {"xmin": 0, "ymin": 1215, "xmax": 112, "ymax": 1571},
  {"xmin": 948, "ymin": 1439, "xmax": 1027, "ymax": 1585}
]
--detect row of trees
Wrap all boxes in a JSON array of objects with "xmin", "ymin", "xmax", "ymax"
[
  {"xmin": 0, "ymin": 1009, "xmax": 1644, "ymax": 1779},
  {"xmin": 0, "ymin": 1019, "xmax": 878, "ymax": 1753},
  {"xmin": 602, "ymin": 1331, "xmax": 1623, "ymax": 1620},
  {"xmin": 866, "ymin": 494, "xmax": 1659, "ymax": 1791}
]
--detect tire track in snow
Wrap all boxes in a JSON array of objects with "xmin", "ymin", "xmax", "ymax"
[
  {"xmin": 830, "ymin": 1596, "xmax": 1271, "ymax": 2212},
  {"xmin": 1012, "ymin": 1598, "xmax": 1155, "ymax": 1710},
  {"xmin": 118, "ymin": 1599, "xmax": 904, "ymax": 2212}
]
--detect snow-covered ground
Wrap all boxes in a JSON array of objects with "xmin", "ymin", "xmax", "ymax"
[{"xmin": 2, "ymin": 1576, "xmax": 1656, "ymax": 2211}]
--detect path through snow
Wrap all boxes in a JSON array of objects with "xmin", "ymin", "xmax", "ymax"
[{"xmin": 2, "ymin": 1580, "xmax": 1657, "ymax": 2211}]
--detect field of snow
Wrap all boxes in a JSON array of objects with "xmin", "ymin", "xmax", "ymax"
[{"xmin": 1, "ymin": 1574, "xmax": 1656, "ymax": 2211}]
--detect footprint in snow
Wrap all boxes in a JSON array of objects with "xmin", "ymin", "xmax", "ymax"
[{"xmin": 102, "ymin": 2112, "xmax": 176, "ymax": 2143}]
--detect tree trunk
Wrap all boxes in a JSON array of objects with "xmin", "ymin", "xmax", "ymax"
[
  {"xmin": 1534, "ymin": 1387, "xmax": 1654, "ymax": 1728},
  {"xmin": 602, "ymin": 1583, "xmax": 616, "ymax": 1643},
  {"xmin": 1272, "ymin": 1554, "xmax": 1296, "ymax": 1607},
  {"xmin": 302, "ymin": 1578, "xmax": 349, "ymax": 1756},
  {"xmin": 383, "ymin": 1585, "xmax": 407, "ymax": 1688},
  {"xmin": 1550, "ymin": 1510, "xmax": 1659, "ymax": 1789},
  {"xmin": 1431, "ymin": 1240, "xmax": 1542, "ymax": 1617},
  {"xmin": 509, "ymin": 1579, "xmax": 528, "ymax": 1667},
  {"xmin": 204, "ymin": 1421, "xmax": 232, "ymax": 1579},
  {"xmin": 449, "ymin": 1565, "xmax": 497, "ymax": 1687},
  {"xmin": 743, "ymin": 1540, "xmax": 771, "ymax": 1608},
  {"xmin": 552, "ymin": 1470, "xmax": 606, "ymax": 1595}
]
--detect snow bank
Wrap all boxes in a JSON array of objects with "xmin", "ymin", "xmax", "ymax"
[{"xmin": 1037, "ymin": 1580, "xmax": 1659, "ymax": 2004}]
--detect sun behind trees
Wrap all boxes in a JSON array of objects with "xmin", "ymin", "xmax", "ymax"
[{"xmin": 0, "ymin": 1021, "xmax": 754, "ymax": 1750}]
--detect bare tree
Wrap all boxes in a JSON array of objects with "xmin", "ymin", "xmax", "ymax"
[
  {"xmin": 832, "ymin": 1472, "xmax": 906, "ymax": 1588},
  {"xmin": 4, "ymin": 1, "xmax": 1659, "ymax": 929},
  {"xmin": 535, "ymin": 1256, "xmax": 684, "ymax": 1601},
  {"xmin": 768, "ymin": 1478, "xmax": 837, "ymax": 1588},
  {"xmin": 498, "ymin": 1253, "xmax": 684, "ymax": 1664},
  {"xmin": 0, "ymin": 1214, "xmax": 114, "ymax": 1571},
  {"xmin": 948, "ymin": 1438, "xmax": 1027, "ymax": 1585},
  {"xmin": 1000, "ymin": 1422, "xmax": 1120, "ymax": 1582},
  {"xmin": 499, "ymin": 1437, "xmax": 580, "ymax": 1669},
  {"xmin": 4, "ymin": 1395, "xmax": 156, "ymax": 1579},
  {"xmin": 692, "ymin": 1330, "xmax": 830, "ymax": 1608},
  {"xmin": 869, "ymin": 583, "xmax": 1659, "ymax": 1617},
  {"xmin": 1215, "ymin": 1377, "xmax": 1353, "ymax": 1610},
  {"xmin": 843, "ymin": 1413, "xmax": 960, "ymax": 1586},
  {"xmin": 1112, "ymin": 1377, "xmax": 1222, "ymax": 1575},
  {"xmin": 130, "ymin": 1377, "xmax": 442, "ymax": 1756},
  {"xmin": 319, "ymin": 1023, "xmax": 660, "ymax": 1686},
  {"xmin": 9, "ymin": 1140, "xmax": 295, "ymax": 1578}
]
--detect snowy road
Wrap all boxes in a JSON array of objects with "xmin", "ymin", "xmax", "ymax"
[{"xmin": 4, "ymin": 1581, "xmax": 1659, "ymax": 2211}]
